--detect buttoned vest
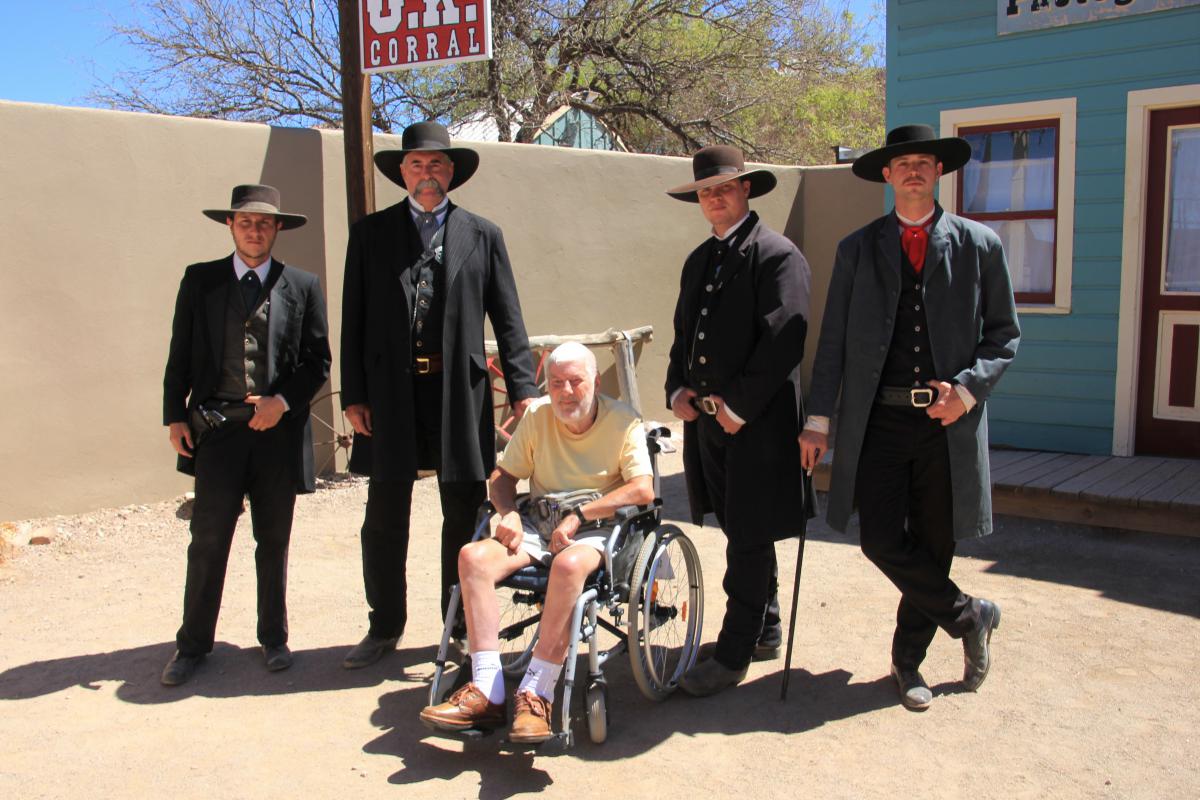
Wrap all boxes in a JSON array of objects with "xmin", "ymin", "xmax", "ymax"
[
  {"xmin": 880, "ymin": 251, "xmax": 936, "ymax": 388},
  {"xmin": 410, "ymin": 219, "xmax": 446, "ymax": 358},
  {"xmin": 216, "ymin": 281, "xmax": 270, "ymax": 400},
  {"xmin": 686, "ymin": 218, "xmax": 754, "ymax": 391}
]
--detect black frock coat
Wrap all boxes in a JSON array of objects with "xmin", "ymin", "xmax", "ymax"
[
  {"xmin": 340, "ymin": 199, "xmax": 538, "ymax": 483},
  {"xmin": 665, "ymin": 213, "xmax": 816, "ymax": 543},
  {"xmin": 162, "ymin": 255, "xmax": 332, "ymax": 491}
]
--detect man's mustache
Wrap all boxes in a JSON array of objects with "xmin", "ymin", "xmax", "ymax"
[{"xmin": 414, "ymin": 178, "xmax": 446, "ymax": 195}]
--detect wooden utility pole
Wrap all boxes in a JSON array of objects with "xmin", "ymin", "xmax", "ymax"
[{"xmin": 338, "ymin": 0, "xmax": 375, "ymax": 225}]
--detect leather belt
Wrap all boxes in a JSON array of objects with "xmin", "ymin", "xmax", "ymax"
[
  {"xmin": 876, "ymin": 385, "xmax": 935, "ymax": 408},
  {"xmin": 197, "ymin": 401, "xmax": 255, "ymax": 426},
  {"xmin": 691, "ymin": 395, "xmax": 720, "ymax": 416},
  {"xmin": 414, "ymin": 353, "xmax": 444, "ymax": 375}
]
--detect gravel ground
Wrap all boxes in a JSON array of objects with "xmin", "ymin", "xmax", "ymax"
[{"xmin": 1, "ymin": 439, "xmax": 1198, "ymax": 800}]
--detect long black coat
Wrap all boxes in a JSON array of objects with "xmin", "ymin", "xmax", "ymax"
[
  {"xmin": 340, "ymin": 199, "xmax": 538, "ymax": 483},
  {"xmin": 665, "ymin": 213, "xmax": 815, "ymax": 543},
  {"xmin": 162, "ymin": 255, "xmax": 332, "ymax": 490}
]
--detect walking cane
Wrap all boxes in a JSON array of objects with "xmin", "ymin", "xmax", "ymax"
[
  {"xmin": 780, "ymin": 466, "xmax": 815, "ymax": 701},
  {"xmin": 779, "ymin": 524, "xmax": 807, "ymax": 700}
]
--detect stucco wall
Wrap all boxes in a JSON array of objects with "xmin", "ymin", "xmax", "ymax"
[{"xmin": 0, "ymin": 100, "xmax": 879, "ymax": 520}]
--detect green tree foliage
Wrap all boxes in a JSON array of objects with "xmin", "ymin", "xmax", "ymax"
[{"xmin": 92, "ymin": 0, "xmax": 883, "ymax": 162}]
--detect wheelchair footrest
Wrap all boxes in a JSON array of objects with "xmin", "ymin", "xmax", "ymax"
[{"xmin": 420, "ymin": 721, "xmax": 500, "ymax": 740}]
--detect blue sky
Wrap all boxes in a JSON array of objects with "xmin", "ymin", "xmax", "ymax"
[{"xmin": 0, "ymin": 1, "xmax": 885, "ymax": 110}]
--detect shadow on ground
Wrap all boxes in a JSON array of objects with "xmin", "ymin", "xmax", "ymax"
[
  {"xmin": 0, "ymin": 641, "xmax": 440, "ymax": 702},
  {"xmin": 661, "ymin": 469, "xmax": 1200, "ymax": 619},
  {"xmin": 362, "ymin": 654, "xmax": 903, "ymax": 797}
]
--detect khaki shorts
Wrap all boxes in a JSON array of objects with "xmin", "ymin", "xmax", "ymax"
[{"xmin": 515, "ymin": 514, "xmax": 610, "ymax": 567}]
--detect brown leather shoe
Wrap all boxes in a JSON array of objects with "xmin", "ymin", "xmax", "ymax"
[
  {"xmin": 509, "ymin": 691, "xmax": 553, "ymax": 743},
  {"xmin": 419, "ymin": 683, "xmax": 505, "ymax": 732}
]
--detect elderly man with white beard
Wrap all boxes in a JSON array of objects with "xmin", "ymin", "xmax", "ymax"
[{"xmin": 419, "ymin": 342, "xmax": 655, "ymax": 744}]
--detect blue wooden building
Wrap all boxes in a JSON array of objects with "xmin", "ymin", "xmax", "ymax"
[{"xmin": 886, "ymin": 0, "xmax": 1200, "ymax": 458}]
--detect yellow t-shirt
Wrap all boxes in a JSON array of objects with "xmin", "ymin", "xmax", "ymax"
[{"xmin": 497, "ymin": 394, "xmax": 652, "ymax": 498}]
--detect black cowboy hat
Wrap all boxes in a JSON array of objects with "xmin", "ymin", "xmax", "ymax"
[
  {"xmin": 666, "ymin": 145, "xmax": 777, "ymax": 203},
  {"xmin": 202, "ymin": 184, "xmax": 307, "ymax": 229},
  {"xmin": 851, "ymin": 124, "xmax": 972, "ymax": 183},
  {"xmin": 374, "ymin": 120, "xmax": 480, "ymax": 192}
]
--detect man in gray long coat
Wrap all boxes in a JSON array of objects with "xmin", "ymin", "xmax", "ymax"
[{"xmin": 800, "ymin": 125, "xmax": 1020, "ymax": 711}]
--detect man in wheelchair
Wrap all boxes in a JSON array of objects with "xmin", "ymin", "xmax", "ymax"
[{"xmin": 419, "ymin": 342, "xmax": 654, "ymax": 743}]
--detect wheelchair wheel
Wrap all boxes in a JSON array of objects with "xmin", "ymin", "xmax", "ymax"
[
  {"xmin": 627, "ymin": 525, "xmax": 704, "ymax": 701},
  {"xmin": 496, "ymin": 587, "xmax": 541, "ymax": 677},
  {"xmin": 586, "ymin": 682, "xmax": 608, "ymax": 744}
]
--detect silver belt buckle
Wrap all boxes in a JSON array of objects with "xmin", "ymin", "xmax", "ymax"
[
  {"xmin": 910, "ymin": 387, "xmax": 934, "ymax": 408},
  {"xmin": 699, "ymin": 396, "xmax": 720, "ymax": 415}
]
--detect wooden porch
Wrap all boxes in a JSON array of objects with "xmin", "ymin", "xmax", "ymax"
[{"xmin": 813, "ymin": 448, "xmax": 1200, "ymax": 537}]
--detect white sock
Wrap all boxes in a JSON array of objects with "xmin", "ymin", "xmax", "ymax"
[
  {"xmin": 471, "ymin": 650, "xmax": 505, "ymax": 705},
  {"xmin": 517, "ymin": 656, "xmax": 563, "ymax": 701}
]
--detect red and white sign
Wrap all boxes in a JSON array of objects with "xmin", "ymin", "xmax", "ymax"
[{"xmin": 359, "ymin": 0, "xmax": 492, "ymax": 74}]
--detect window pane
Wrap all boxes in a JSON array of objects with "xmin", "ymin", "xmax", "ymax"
[
  {"xmin": 982, "ymin": 219, "xmax": 1055, "ymax": 296},
  {"xmin": 1165, "ymin": 127, "xmax": 1200, "ymax": 293},
  {"xmin": 962, "ymin": 126, "xmax": 1057, "ymax": 214}
]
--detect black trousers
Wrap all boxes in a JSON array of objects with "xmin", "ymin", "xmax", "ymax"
[
  {"xmin": 358, "ymin": 375, "xmax": 486, "ymax": 638},
  {"xmin": 695, "ymin": 415, "xmax": 782, "ymax": 670},
  {"xmin": 177, "ymin": 421, "xmax": 296, "ymax": 656},
  {"xmin": 855, "ymin": 405, "xmax": 980, "ymax": 670}
]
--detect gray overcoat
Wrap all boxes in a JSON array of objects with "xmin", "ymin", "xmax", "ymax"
[{"xmin": 808, "ymin": 205, "xmax": 1020, "ymax": 540}]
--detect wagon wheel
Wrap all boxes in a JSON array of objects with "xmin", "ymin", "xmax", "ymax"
[
  {"xmin": 491, "ymin": 348, "xmax": 549, "ymax": 448},
  {"xmin": 309, "ymin": 390, "xmax": 354, "ymax": 476}
]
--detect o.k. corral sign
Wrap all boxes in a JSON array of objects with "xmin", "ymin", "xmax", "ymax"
[
  {"xmin": 999, "ymin": 0, "xmax": 1200, "ymax": 35},
  {"xmin": 359, "ymin": 0, "xmax": 492, "ymax": 74}
]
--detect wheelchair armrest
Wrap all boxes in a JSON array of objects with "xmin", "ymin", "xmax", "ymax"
[{"xmin": 613, "ymin": 498, "xmax": 662, "ymax": 523}]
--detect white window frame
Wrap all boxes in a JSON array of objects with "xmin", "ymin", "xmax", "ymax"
[{"xmin": 940, "ymin": 98, "xmax": 1077, "ymax": 315}]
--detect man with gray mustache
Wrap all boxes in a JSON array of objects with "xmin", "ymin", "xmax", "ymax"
[{"xmin": 340, "ymin": 121, "xmax": 539, "ymax": 669}]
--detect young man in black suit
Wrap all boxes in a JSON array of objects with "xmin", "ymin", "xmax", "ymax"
[
  {"xmin": 664, "ymin": 147, "xmax": 814, "ymax": 696},
  {"xmin": 161, "ymin": 184, "xmax": 331, "ymax": 686}
]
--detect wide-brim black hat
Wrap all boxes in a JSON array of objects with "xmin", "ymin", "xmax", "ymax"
[
  {"xmin": 202, "ymin": 184, "xmax": 307, "ymax": 229},
  {"xmin": 666, "ymin": 145, "xmax": 777, "ymax": 202},
  {"xmin": 374, "ymin": 120, "xmax": 479, "ymax": 192},
  {"xmin": 852, "ymin": 124, "xmax": 972, "ymax": 183}
]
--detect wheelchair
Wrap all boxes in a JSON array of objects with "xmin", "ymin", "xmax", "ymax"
[{"xmin": 427, "ymin": 427, "xmax": 705, "ymax": 750}]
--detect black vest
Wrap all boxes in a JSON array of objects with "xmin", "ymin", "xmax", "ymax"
[
  {"xmin": 410, "ymin": 214, "xmax": 447, "ymax": 357},
  {"xmin": 686, "ymin": 216, "xmax": 754, "ymax": 390},
  {"xmin": 216, "ymin": 278, "xmax": 271, "ymax": 400},
  {"xmin": 881, "ymin": 250, "xmax": 936, "ymax": 388}
]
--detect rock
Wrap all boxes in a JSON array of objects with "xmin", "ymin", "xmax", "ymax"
[{"xmin": 29, "ymin": 536, "xmax": 52, "ymax": 546}]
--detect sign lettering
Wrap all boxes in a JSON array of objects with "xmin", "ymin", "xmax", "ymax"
[
  {"xmin": 360, "ymin": 0, "xmax": 492, "ymax": 74},
  {"xmin": 999, "ymin": 0, "xmax": 1200, "ymax": 35}
]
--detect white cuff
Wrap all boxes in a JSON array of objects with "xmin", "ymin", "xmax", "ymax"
[
  {"xmin": 669, "ymin": 387, "xmax": 686, "ymax": 408},
  {"xmin": 803, "ymin": 415, "xmax": 830, "ymax": 434},
  {"xmin": 953, "ymin": 384, "xmax": 976, "ymax": 412},
  {"xmin": 724, "ymin": 405, "xmax": 745, "ymax": 425},
  {"xmin": 277, "ymin": 395, "xmax": 290, "ymax": 412}
]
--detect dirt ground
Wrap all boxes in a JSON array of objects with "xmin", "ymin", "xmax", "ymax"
[{"xmin": 1, "ymin": 436, "xmax": 1198, "ymax": 800}]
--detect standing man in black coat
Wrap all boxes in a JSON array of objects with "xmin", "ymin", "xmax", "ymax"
[
  {"xmin": 665, "ymin": 147, "xmax": 814, "ymax": 696},
  {"xmin": 340, "ymin": 121, "xmax": 539, "ymax": 669},
  {"xmin": 161, "ymin": 184, "xmax": 331, "ymax": 686}
]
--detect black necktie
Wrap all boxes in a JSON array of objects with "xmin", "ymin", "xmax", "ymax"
[
  {"xmin": 241, "ymin": 270, "xmax": 262, "ymax": 313},
  {"xmin": 417, "ymin": 211, "xmax": 439, "ymax": 251}
]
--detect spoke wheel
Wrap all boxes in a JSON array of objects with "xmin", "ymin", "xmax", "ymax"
[
  {"xmin": 627, "ymin": 526, "xmax": 704, "ymax": 701},
  {"xmin": 308, "ymin": 390, "xmax": 353, "ymax": 476},
  {"xmin": 497, "ymin": 587, "xmax": 541, "ymax": 677}
]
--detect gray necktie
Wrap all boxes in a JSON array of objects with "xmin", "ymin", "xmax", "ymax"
[{"xmin": 417, "ymin": 211, "xmax": 439, "ymax": 251}]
